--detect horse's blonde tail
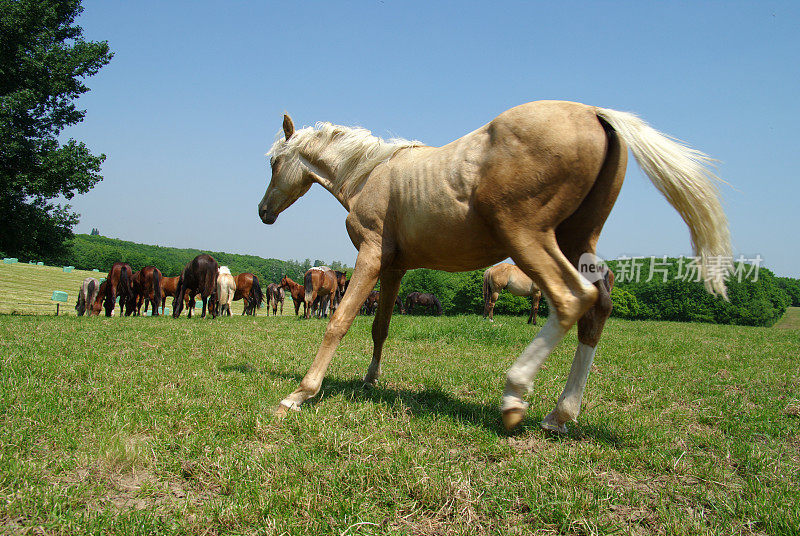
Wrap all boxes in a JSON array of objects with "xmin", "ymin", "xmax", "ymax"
[{"xmin": 595, "ymin": 107, "xmax": 731, "ymax": 299}]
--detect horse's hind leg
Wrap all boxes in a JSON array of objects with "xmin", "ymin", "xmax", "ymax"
[
  {"xmin": 364, "ymin": 269, "xmax": 405, "ymax": 387},
  {"xmin": 541, "ymin": 275, "xmax": 612, "ymax": 433},
  {"xmin": 539, "ymin": 121, "xmax": 626, "ymax": 433},
  {"xmin": 484, "ymin": 287, "xmax": 499, "ymax": 321},
  {"xmin": 528, "ymin": 291, "xmax": 541, "ymax": 325}
]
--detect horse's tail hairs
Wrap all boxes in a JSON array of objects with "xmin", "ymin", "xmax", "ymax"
[{"xmin": 595, "ymin": 107, "xmax": 731, "ymax": 299}]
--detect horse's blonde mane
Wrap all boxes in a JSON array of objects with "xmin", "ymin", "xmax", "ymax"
[{"xmin": 268, "ymin": 122, "xmax": 422, "ymax": 198}]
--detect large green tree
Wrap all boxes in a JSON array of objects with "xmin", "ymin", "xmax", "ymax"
[{"xmin": 0, "ymin": 0, "xmax": 112, "ymax": 261}]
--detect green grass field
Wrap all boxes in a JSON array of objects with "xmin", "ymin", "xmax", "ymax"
[{"xmin": 1, "ymin": 265, "xmax": 799, "ymax": 535}]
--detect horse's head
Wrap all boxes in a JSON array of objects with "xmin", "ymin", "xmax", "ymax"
[{"xmin": 259, "ymin": 114, "xmax": 315, "ymax": 224}]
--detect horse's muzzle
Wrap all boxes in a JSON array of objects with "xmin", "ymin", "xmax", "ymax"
[{"xmin": 259, "ymin": 206, "xmax": 277, "ymax": 224}]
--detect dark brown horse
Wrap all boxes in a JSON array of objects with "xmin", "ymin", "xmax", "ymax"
[
  {"xmin": 304, "ymin": 266, "xmax": 338, "ymax": 319},
  {"xmin": 362, "ymin": 290, "xmax": 380, "ymax": 315},
  {"xmin": 330, "ymin": 270, "xmax": 349, "ymax": 313},
  {"xmin": 233, "ymin": 273, "xmax": 264, "ymax": 315},
  {"xmin": 280, "ymin": 275, "xmax": 306, "ymax": 317},
  {"xmin": 405, "ymin": 292, "xmax": 443, "ymax": 315},
  {"xmin": 173, "ymin": 254, "xmax": 219, "ymax": 318},
  {"xmin": 90, "ymin": 262, "xmax": 134, "ymax": 317},
  {"xmin": 132, "ymin": 266, "xmax": 163, "ymax": 316},
  {"xmin": 266, "ymin": 283, "xmax": 285, "ymax": 316}
]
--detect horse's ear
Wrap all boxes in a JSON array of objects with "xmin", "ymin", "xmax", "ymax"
[{"xmin": 283, "ymin": 114, "xmax": 295, "ymax": 140}]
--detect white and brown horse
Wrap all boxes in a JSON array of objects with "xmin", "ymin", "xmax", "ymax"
[
  {"xmin": 303, "ymin": 266, "xmax": 338, "ymax": 319},
  {"xmin": 75, "ymin": 277, "xmax": 100, "ymax": 316},
  {"xmin": 483, "ymin": 262, "xmax": 542, "ymax": 325},
  {"xmin": 258, "ymin": 101, "xmax": 730, "ymax": 433}
]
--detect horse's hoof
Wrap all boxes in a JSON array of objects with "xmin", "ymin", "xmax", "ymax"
[
  {"xmin": 502, "ymin": 408, "xmax": 526, "ymax": 431},
  {"xmin": 540, "ymin": 418, "xmax": 567, "ymax": 435},
  {"xmin": 274, "ymin": 400, "xmax": 301, "ymax": 419}
]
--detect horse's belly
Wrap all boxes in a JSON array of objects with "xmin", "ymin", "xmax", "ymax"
[
  {"xmin": 394, "ymin": 207, "xmax": 506, "ymax": 271},
  {"xmin": 506, "ymin": 274, "xmax": 536, "ymax": 296}
]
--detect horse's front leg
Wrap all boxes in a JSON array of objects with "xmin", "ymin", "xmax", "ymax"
[
  {"xmin": 276, "ymin": 249, "xmax": 382, "ymax": 416},
  {"xmin": 364, "ymin": 269, "xmax": 405, "ymax": 387}
]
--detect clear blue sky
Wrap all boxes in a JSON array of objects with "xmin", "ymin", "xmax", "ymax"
[{"xmin": 64, "ymin": 1, "xmax": 800, "ymax": 277}]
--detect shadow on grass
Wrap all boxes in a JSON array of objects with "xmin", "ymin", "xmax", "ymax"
[{"xmin": 220, "ymin": 362, "xmax": 630, "ymax": 446}]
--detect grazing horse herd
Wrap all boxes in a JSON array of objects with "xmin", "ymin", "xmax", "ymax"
[
  {"xmin": 75, "ymin": 255, "xmax": 267, "ymax": 319},
  {"xmin": 74, "ymin": 256, "xmax": 541, "ymax": 322}
]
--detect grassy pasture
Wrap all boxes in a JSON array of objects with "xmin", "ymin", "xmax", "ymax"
[{"xmin": 0, "ymin": 304, "xmax": 798, "ymax": 535}]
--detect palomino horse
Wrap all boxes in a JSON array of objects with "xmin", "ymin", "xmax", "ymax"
[
  {"xmin": 280, "ymin": 275, "xmax": 306, "ymax": 317},
  {"xmin": 214, "ymin": 266, "xmax": 236, "ymax": 316},
  {"xmin": 173, "ymin": 254, "xmax": 219, "ymax": 318},
  {"xmin": 404, "ymin": 292, "xmax": 443, "ymax": 315},
  {"xmin": 266, "ymin": 283, "xmax": 285, "ymax": 315},
  {"xmin": 90, "ymin": 262, "xmax": 134, "ymax": 317},
  {"xmin": 75, "ymin": 277, "xmax": 100, "ymax": 316},
  {"xmin": 483, "ymin": 262, "xmax": 542, "ymax": 325},
  {"xmin": 132, "ymin": 266, "xmax": 163, "ymax": 316},
  {"xmin": 233, "ymin": 273, "xmax": 264, "ymax": 315},
  {"xmin": 303, "ymin": 266, "xmax": 338, "ymax": 319},
  {"xmin": 259, "ymin": 101, "xmax": 730, "ymax": 433}
]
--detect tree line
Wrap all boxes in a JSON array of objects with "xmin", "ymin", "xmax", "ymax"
[{"xmin": 61, "ymin": 234, "xmax": 348, "ymax": 287}]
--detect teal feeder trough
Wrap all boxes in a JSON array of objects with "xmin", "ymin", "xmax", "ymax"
[
  {"xmin": 63, "ymin": 266, "xmax": 74, "ymax": 273},
  {"xmin": 52, "ymin": 291, "xmax": 69, "ymax": 315}
]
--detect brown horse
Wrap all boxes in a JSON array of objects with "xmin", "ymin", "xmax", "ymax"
[
  {"xmin": 173, "ymin": 254, "xmax": 219, "ymax": 318},
  {"xmin": 280, "ymin": 275, "xmax": 306, "ymax": 317},
  {"xmin": 90, "ymin": 262, "xmax": 134, "ymax": 317},
  {"xmin": 362, "ymin": 290, "xmax": 379, "ymax": 315},
  {"xmin": 483, "ymin": 262, "xmax": 542, "ymax": 324},
  {"xmin": 363, "ymin": 291, "xmax": 405, "ymax": 315},
  {"xmin": 266, "ymin": 283, "xmax": 285, "ymax": 315},
  {"xmin": 404, "ymin": 292, "xmax": 443, "ymax": 315},
  {"xmin": 330, "ymin": 270, "xmax": 348, "ymax": 313},
  {"xmin": 259, "ymin": 101, "xmax": 730, "ymax": 432},
  {"xmin": 303, "ymin": 266, "xmax": 338, "ymax": 319},
  {"xmin": 131, "ymin": 266, "xmax": 163, "ymax": 316},
  {"xmin": 233, "ymin": 273, "xmax": 264, "ymax": 315}
]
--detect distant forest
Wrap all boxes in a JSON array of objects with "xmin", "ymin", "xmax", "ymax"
[{"xmin": 62, "ymin": 234, "xmax": 349, "ymax": 286}]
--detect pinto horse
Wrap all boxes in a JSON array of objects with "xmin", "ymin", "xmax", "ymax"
[
  {"xmin": 91, "ymin": 262, "xmax": 134, "ymax": 317},
  {"xmin": 259, "ymin": 101, "xmax": 730, "ymax": 432},
  {"xmin": 233, "ymin": 273, "xmax": 264, "ymax": 315},
  {"xmin": 280, "ymin": 275, "xmax": 306, "ymax": 317},
  {"xmin": 173, "ymin": 254, "xmax": 219, "ymax": 318},
  {"xmin": 483, "ymin": 262, "xmax": 542, "ymax": 325},
  {"xmin": 266, "ymin": 283, "xmax": 285, "ymax": 316},
  {"xmin": 131, "ymin": 266, "xmax": 163, "ymax": 316},
  {"xmin": 303, "ymin": 266, "xmax": 338, "ymax": 319},
  {"xmin": 75, "ymin": 277, "xmax": 100, "ymax": 316},
  {"xmin": 404, "ymin": 292, "xmax": 442, "ymax": 316}
]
